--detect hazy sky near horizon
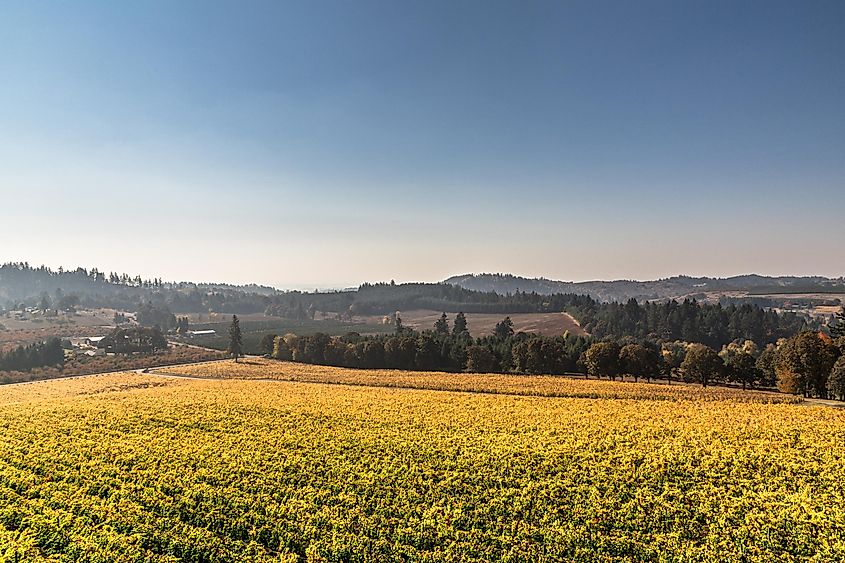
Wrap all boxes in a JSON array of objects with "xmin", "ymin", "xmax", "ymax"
[{"xmin": 1, "ymin": 1, "xmax": 843, "ymax": 289}]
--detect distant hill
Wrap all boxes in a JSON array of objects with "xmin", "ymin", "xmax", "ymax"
[
  {"xmin": 0, "ymin": 263, "xmax": 819, "ymax": 346},
  {"xmin": 444, "ymin": 273, "xmax": 845, "ymax": 302},
  {"xmin": 0, "ymin": 263, "xmax": 280, "ymax": 314}
]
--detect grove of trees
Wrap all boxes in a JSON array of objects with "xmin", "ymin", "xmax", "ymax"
[
  {"xmin": 99, "ymin": 327, "xmax": 168, "ymax": 354},
  {"xmin": 270, "ymin": 314, "xmax": 591, "ymax": 376},
  {"xmin": 260, "ymin": 311, "xmax": 845, "ymax": 399},
  {"xmin": 0, "ymin": 338, "xmax": 64, "ymax": 372}
]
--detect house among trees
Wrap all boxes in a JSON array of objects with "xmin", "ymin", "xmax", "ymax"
[{"xmin": 85, "ymin": 336, "xmax": 107, "ymax": 347}]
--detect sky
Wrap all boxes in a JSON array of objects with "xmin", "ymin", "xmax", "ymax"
[{"xmin": 1, "ymin": 1, "xmax": 843, "ymax": 289}]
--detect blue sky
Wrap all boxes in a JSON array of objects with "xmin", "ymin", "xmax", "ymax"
[{"xmin": 1, "ymin": 1, "xmax": 843, "ymax": 288}]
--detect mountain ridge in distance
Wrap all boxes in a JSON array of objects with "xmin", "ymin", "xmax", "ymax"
[{"xmin": 443, "ymin": 273, "xmax": 845, "ymax": 303}]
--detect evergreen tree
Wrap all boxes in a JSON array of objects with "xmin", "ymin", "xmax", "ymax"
[
  {"xmin": 434, "ymin": 313, "xmax": 449, "ymax": 335},
  {"xmin": 228, "ymin": 315, "xmax": 243, "ymax": 362},
  {"xmin": 830, "ymin": 307, "xmax": 845, "ymax": 338},
  {"xmin": 493, "ymin": 316, "xmax": 514, "ymax": 339},
  {"xmin": 452, "ymin": 312, "xmax": 469, "ymax": 337}
]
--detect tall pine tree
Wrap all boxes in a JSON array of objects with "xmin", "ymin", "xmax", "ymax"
[
  {"xmin": 452, "ymin": 312, "xmax": 469, "ymax": 338},
  {"xmin": 228, "ymin": 315, "xmax": 243, "ymax": 362},
  {"xmin": 434, "ymin": 313, "xmax": 449, "ymax": 335}
]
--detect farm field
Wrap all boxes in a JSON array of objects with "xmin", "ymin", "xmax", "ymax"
[
  {"xmin": 0, "ymin": 326, "xmax": 109, "ymax": 353},
  {"xmin": 158, "ymin": 358, "xmax": 798, "ymax": 403},
  {"xmin": 183, "ymin": 317, "xmax": 394, "ymax": 354},
  {"xmin": 355, "ymin": 309, "xmax": 588, "ymax": 337},
  {"xmin": 0, "ymin": 309, "xmax": 119, "ymax": 332},
  {"xmin": 1, "ymin": 367, "xmax": 844, "ymax": 561},
  {"xmin": 0, "ymin": 345, "xmax": 226, "ymax": 385}
]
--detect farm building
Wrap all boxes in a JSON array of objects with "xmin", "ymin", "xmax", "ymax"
[
  {"xmin": 187, "ymin": 330, "xmax": 216, "ymax": 338},
  {"xmin": 85, "ymin": 336, "xmax": 107, "ymax": 347}
]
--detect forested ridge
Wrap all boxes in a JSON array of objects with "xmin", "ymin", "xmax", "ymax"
[
  {"xmin": 0, "ymin": 263, "xmax": 277, "ymax": 313},
  {"xmin": 447, "ymin": 272, "xmax": 845, "ymax": 301},
  {"xmin": 2, "ymin": 263, "xmax": 812, "ymax": 350}
]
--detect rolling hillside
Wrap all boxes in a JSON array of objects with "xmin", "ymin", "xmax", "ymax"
[{"xmin": 445, "ymin": 273, "xmax": 845, "ymax": 302}]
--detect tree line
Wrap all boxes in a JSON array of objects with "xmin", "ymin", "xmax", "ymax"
[
  {"xmin": 260, "ymin": 313, "xmax": 586, "ymax": 375},
  {"xmin": 264, "ymin": 285, "xmax": 809, "ymax": 350},
  {"xmin": 0, "ymin": 338, "xmax": 64, "ymax": 372},
  {"xmin": 3, "ymin": 265, "xmax": 816, "ymax": 353},
  {"xmin": 0, "ymin": 263, "xmax": 275, "ymax": 314},
  {"xmin": 578, "ymin": 298, "xmax": 807, "ymax": 349},
  {"xmin": 251, "ymin": 309, "xmax": 845, "ymax": 399}
]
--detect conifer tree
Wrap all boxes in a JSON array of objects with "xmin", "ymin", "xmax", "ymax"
[
  {"xmin": 493, "ymin": 316, "xmax": 514, "ymax": 339},
  {"xmin": 434, "ymin": 313, "xmax": 449, "ymax": 335},
  {"xmin": 452, "ymin": 312, "xmax": 468, "ymax": 337},
  {"xmin": 228, "ymin": 315, "xmax": 243, "ymax": 362},
  {"xmin": 831, "ymin": 307, "xmax": 845, "ymax": 338}
]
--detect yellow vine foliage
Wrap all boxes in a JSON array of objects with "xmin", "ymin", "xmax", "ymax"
[
  {"xmin": 158, "ymin": 358, "xmax": 800, "ymax": 404},
  {"xmin": 0, "ymin": 366, "xmax": 842, "ymax": 561}
]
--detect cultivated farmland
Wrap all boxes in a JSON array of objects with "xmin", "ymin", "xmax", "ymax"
[
  {"xmin": 356, "ymin": 309, "xmax": 587, "ymax": 337},
  {"xmin": 0, "ymin": 364, "xmax": 843, "ymax": 561},
  {"xmin": 157, "ymin": 358, "xmax": 797, "ymax": 403}
]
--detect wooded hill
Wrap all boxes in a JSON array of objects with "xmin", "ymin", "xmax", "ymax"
[
  {"xmin": 446, "ymin": 273, "xmax": 845, "ymax": 302},
  {"xmin": 1, "ymin": 263, "xmax": 814, "ymax": 348}
]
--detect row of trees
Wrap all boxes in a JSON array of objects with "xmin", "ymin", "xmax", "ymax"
[
  {"xmin": 251, "ymin": 310, "xmax": 845, "ymax": 399},
  {"xmin": 582, "ymin": 339, "xmax": 771, "ymax": 389},
  {"xmin": 581, "ymin": 330, "xmax": 845, "ymax": 397},
  {"xmin": 0, "ymin": 338, "xmax": 64, "ymax": 372},
  {"xmin": 262, "ymin": 314, "xmax": 592, "ymax": 375},
  {"xmin": 265, "ymin": 285, "xmax": 810, "ymax": 349}
]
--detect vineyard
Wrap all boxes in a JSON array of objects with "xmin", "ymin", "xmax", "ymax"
[
  {"xmin": 0, "ymin": 368, "xmax": 844, "ymax": 561},
  {"xmin": 157, "ymin": 358, "xmax": 800, "ymax": 403},
  {"xmin": 0, "ymin": 346, "xmax": 225, "ymax": 385}
]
